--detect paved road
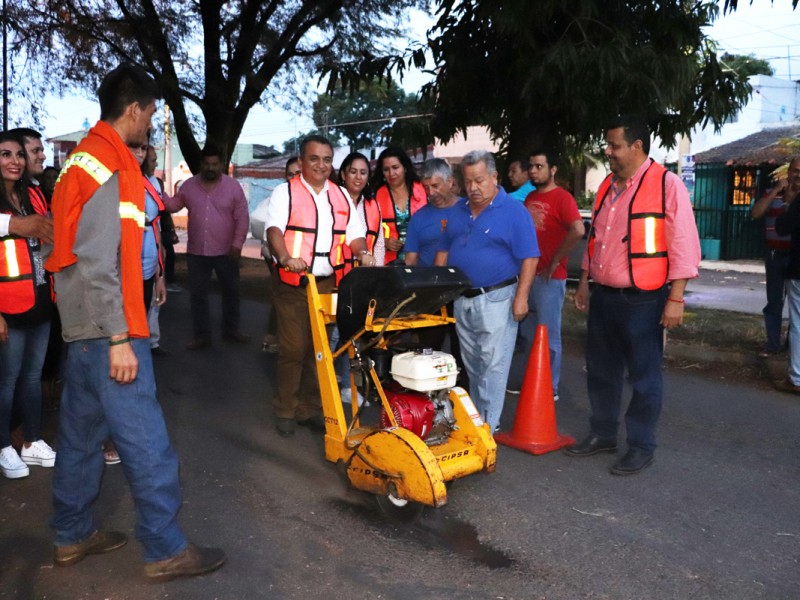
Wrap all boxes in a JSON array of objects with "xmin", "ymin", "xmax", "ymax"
[
  {"xmin": 2, "ymin": 288, "xmax": 798, "ymax": 600},
  {"xmin": 686, "ymin": 264, "xmax": 774, "ymax": 316}
]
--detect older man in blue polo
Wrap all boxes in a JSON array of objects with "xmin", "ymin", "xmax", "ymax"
[{"xmin": 435, "ymin": 150, "xmax": 539, "ymax": 432}]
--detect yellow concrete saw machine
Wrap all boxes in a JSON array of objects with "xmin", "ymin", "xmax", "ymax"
[{"xmin": 306, "ymin": 266, "xmax": 497, "ymax": 519}]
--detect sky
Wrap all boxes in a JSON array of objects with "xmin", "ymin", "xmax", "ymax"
[{"xmin": 34, "ymin": 1, "xmax": 800, "ymax": 158}]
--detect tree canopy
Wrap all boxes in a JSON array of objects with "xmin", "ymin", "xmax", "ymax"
[
  {"xmin": 9, "ymin": 0, "xmax": 426, "ymax": 171},
  {"xmin": 326, "ymin": 0, "xmax": 796, "ymax": 162},
  {"xmin": 720, "ymin": 53, "xmax": 775, "ymax": 78},
  {"xmin": 312, "ymin": 83, "xmax": 432, "ymax": 153}
]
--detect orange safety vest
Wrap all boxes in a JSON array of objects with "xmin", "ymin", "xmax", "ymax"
[
  {"xmin": 375, "ymin": 181, "xmax": 427, "ymax": 263},
  {"xmin": 589, "ymin": 161, "xmax": 669, "ymax": 291},
  {"xmin": 342, "ymin": 196, "xmax": 381, "ymax": 266},
  {"xmin": 0, "ymin": 189, "xmax": 48, "ymax": 314},
  {"xmin": 278, "ymin": 178, "xmax": 352, "ymax": 287},
  {"xmin": 46, "ymin": 120, "xmax": 148, "ymax": 337}
]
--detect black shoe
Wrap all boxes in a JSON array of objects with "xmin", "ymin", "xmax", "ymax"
[
  {"xmin": 275, "ymin": 418, "xmax": 295, "ymax": 437},
  {"xmin": 563, "ymin": 434, "xmax": 618, "ymax": 457},
  {"xmin": 610, "ymin": 448, "xmax": 654, "ymax": 476},
  {"xmin": 150, "ymin": 346, "xmax": 171, "ymax": 357},
  {"xmin": 54, "ymin": 530, "xmax": 128, "ymax": 567},
  {"xmin": 297, "ymin": 414, "xmax": 326, "ymax": 433},
  {"xmin": 222, "ymin": 331, "xmax": 250, "ymax": 344},
  {"xmin": 143, "ymin": 543, "xmax": 226, "ymax": 582}
]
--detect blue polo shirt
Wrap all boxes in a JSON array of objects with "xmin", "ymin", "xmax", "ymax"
[
  {"xmin": 405, "ymin": 203, "xmax": 459, "ymax": 266},
  {"xmin": 439, "ymin": 187, "xmax": 539, "ymax": 288}
]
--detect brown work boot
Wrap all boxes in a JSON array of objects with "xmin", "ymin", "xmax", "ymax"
[
  {"xmin": 54, "ymin": 530, "xmax": 128, "ymax": 567},
  {"xmin": 143, "ymin": 543, "xmax": 226, "ymax": 582}
]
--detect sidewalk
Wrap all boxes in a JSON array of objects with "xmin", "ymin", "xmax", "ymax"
[{"xmin": 698, "ymin": 259, "xmax": 763, "ymax": 274}]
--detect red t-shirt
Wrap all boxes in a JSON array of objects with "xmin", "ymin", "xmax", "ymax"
[{"xmin": 524, "ymin": 187, "xmax": 581, "ymax": 279}]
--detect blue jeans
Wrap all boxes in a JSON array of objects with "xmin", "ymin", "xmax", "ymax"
[
  {"xmin": 511, "ymin": 276, "xmax": 566, "ymax": 393},
  {"xmin": 454, "ymin": 284, "xmax": 519, "ymax": 431},
  {"xmin": 585, "ymin": 285, "xmax": 667, "ymax": 452},
  {"xmin": 0, "ymin": 320, "xmax": 51, "ymax": 447},
  {"xmin": 51, "ymin": 338, "xmax": 187, "ymax": 562},
  {"xmin": 764, "ymin": 249, "xmax": 789, "ymax": 352},
  {"xmin": 786, "ymin": 280, "xmax": 800, "ymax": 385}
]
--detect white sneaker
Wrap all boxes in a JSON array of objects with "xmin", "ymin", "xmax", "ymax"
[
  {"xmin": 340, "ymin": 387, "xmax": 364, "ymax": 406},
  {"xmin": 20, "ymin": 439, "xmax": 56, "ymax": 468},
  {"xmin": 0, "ymin": 446, "xmax": 30, "ymax": 478}
]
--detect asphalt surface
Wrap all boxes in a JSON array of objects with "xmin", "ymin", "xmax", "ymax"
[
  {"xmin": 686, "ymin": 262, "xmax": 773, "ymax": 316},
  {"xmin": 2, "ymin": 272, "xmax": 799, "ymax": 600}
]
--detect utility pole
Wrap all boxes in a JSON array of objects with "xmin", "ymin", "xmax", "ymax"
[
  {"xmin": 164, "ymin": 104, "xmax": 173, "ymax": 194},
  {"xmin": 2, "ymin": 0, "xmax": 8, "ymax": 130}
]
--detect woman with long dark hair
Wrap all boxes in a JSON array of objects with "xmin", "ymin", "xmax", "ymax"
[
  {"xmin": 338, "ymin": 152, "xmax": 385, "ymax": 266},
  {"xmin": 372, "ymin": 147, "xmax": 427, "ymax": 264},
  {"xmin": 0, "ymin": 131, "xmax": 55, "ymax": 479}
]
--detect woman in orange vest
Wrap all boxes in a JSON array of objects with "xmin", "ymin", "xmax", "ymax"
[
  {"xmin": 0, "ymin": 131, "xmax": 55, "ymax": 479},
  {"xmin": 338, "ymin": 152, "xmax": 385, "ymax": 266},
  {"xmin": 373, "ymin": 147, "xmax": 427, "ymax": 264}
]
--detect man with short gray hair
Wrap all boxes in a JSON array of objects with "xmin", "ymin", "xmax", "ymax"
[
  {"xmin": 405, "ymin": 158, "xmax": 459, "ymax": 267},
  {"xmin": 435, "ymin": 150, "xmax": 539, "ymax": 432}
]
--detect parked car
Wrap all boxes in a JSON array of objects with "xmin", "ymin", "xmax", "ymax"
[{"xmin": 566, "ymin": 209, "xmax": 593, "ymax": 280}]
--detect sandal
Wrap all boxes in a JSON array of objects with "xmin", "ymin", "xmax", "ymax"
[{"xmin": 104, "ymin": 450, "xmax": 121, "ymax": 465}]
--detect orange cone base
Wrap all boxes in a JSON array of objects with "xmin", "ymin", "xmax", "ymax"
[{"xmin": 494, "ymin": 431, "xmax": 576, "ymax": 456}]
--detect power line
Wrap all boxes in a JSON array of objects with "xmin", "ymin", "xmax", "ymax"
[{"xmin": 317, "ymin": 112, "xmax": 433, "ymax": 130}]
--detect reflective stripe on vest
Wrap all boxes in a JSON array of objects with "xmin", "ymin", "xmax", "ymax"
[
  {"xmin": 119, "ymin": 201, "xmax": 146, "ymax": 228},
  {"xmin": 278, "ymin": 180, "xmax": 351, "ymax": 287},
  {"xmin": 58, "ymin": 151, "xmax": 113, "ymax": 186},
  {"xmin": 590, "ymin": 161, "xmax": 669, "ymax": 291},
  {"xmin": 4, "ymin": 239, "xmax": 19, "ymax": 278},
  {"xmin": 644, "ymin": 217, "xmax": 657, "ymax": 254}
]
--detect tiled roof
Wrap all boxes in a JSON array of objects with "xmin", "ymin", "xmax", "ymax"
[{"xmin": 695, "ymin": 125, "xmax": 800, "ymax": 165}]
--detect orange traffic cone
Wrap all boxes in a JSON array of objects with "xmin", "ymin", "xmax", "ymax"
[{"xmin": 495, "ymin": 324, "xmax": 575, "ymax": 455}]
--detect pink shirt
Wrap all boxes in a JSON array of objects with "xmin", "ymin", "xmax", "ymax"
[
  {"xmin": 582, "ymin": 159, "xmax": 701, "ymax": 288},
  {"xmin": 165, "ymin": 174, "xmax": 249, "ymax": 256}
]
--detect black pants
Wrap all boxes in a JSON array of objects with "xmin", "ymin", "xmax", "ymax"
[{"xmin": 187, "ymin": 253, "xmax": 240, "ymax": 338}]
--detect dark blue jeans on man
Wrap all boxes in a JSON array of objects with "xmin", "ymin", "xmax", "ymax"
[
  {"xmin": 763, "ymin": 248, "xmax": 790, "ymax": 352},
  {"xmin": 585, "ymin": 285, "xmax": 668, "ymax": 453},
  {"xmin": 51, "ymin": 338, "xmax": 187, "ymax": 562},
  {"xmin": 187, "ymin": 253, "xmax": 241, "ymax": 339}
]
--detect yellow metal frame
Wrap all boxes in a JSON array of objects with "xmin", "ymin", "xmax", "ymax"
[{"xmin": 307, "ymin": 274, "xmax": 497, "ymax": 508}]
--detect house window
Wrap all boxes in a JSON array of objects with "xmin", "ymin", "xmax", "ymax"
[{"xmin": 731, "ymin": 168, "xmax": 757, "ymax": 206}]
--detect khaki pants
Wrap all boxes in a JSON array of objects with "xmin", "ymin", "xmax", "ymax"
[{"xmin": 273, "ymin": 276, "xmax": 335, "ymax": 420}]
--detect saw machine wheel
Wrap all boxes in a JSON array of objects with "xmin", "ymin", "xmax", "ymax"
[{"xmin": 374, "ymin": 482, "xmax": 425, "ymax": 522}]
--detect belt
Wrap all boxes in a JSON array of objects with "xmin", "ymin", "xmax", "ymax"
[
  {"xmin": 462, "ymin": 276, "xmax": 518, "ymax": 298},
  {"xmin": 594, "ymin": 284, "xmax": 665, "ymax": 295}
]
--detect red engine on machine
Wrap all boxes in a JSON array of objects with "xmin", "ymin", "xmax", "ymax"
[{"xmin": 379, "ymin": 385, "xmax": 435, "ymax": 441}]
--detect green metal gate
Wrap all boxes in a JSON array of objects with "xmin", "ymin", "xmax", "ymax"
[{"xmin": 692, "ymin": 163, "xmax": 777, "ymax": 260}]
